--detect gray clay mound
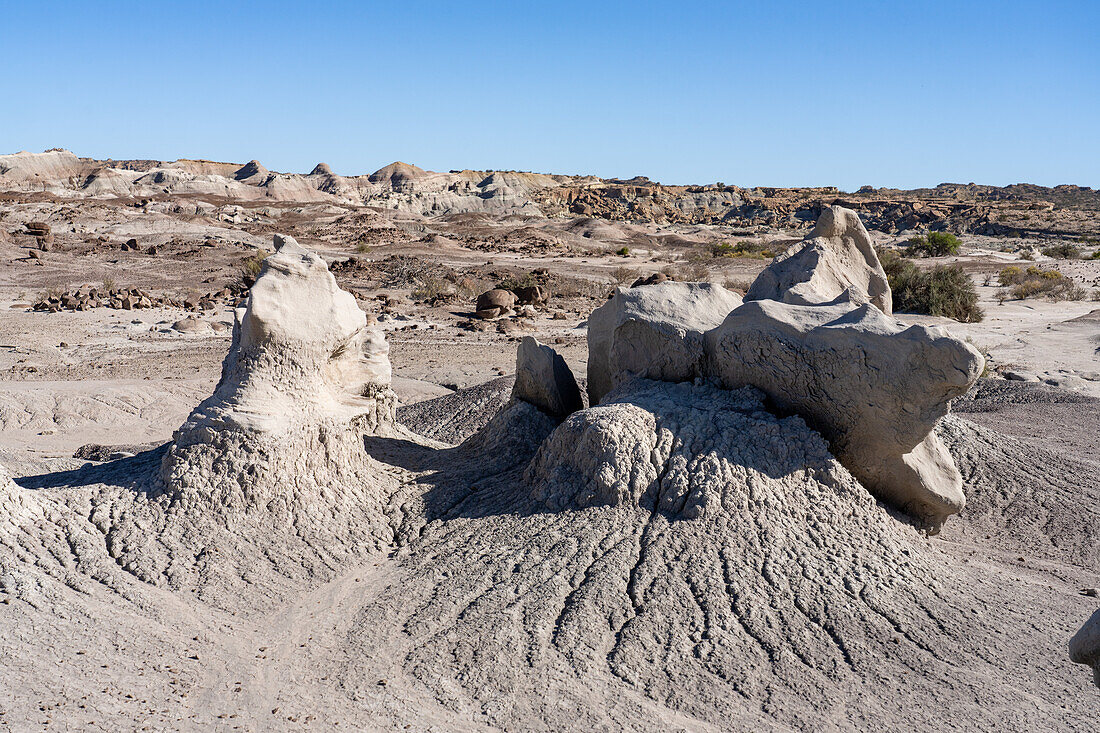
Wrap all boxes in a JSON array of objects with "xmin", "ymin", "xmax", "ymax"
[
  {"xmin": 343, "ymin": 379, "xmax": 1098, "ymax": 730},
  {"xmin": 398, "ymin": 376, "xmax": 515, "ymax": 444},
  {"xmin": 4, "ymin": 380, "xmax": 1098, "ymax": 729}
]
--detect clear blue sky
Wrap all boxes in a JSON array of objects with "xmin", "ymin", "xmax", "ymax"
[{"xmin": 2, "ymin": 1, "xmax": 1097, "ymax": 190}]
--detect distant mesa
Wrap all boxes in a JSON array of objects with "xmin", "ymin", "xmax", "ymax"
[
  {"xmin": 368, "ymin": 161, "xmax": 428, "ymax": 186},
  {"xmin": 310, "ymin": 162, "xmax": 334, "ymax": 176},
  {"xmin": 233, "ymin": 159, "xmax": 270, "ymax": 182}
]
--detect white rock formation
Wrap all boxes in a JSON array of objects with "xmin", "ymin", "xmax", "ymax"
[
  {"xmin": 512, "ymin": 337, "xmax": 583, "ymax": 417},
  {"xmin": 1070, "ymin": 609, "xmax": 1100, "ymax": 688},
  {"xmin": 746, "ymin": 205, "xmax": 892, "ymax": 313},
  {"xmin": 586, "ymin": 281, "xmax": 742, "ymax": 405},
  {"xmin": 705, "ymin": 296, "xmax": 983, "ymax": 531},
  {"xmin": 161, "ymin": 234, "xmax": 397, "ymax": 512}
]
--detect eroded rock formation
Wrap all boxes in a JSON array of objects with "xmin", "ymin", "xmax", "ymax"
[
  {"xmin": 580, "ymin": 207, "xmax": 981, "ymax": 530},
  {"xmin": 161, "ymin": 234, "xmax": 397, "ymax": 513},
  {"xmin": 512, "ymin": 337, "xmax": 583, "ymax": 417},
  {"xmin": 586, "ymin": 281, "xmax": 742, "ymax": 405},
  {"xmin": 745, "ymin": 205, "xmax": 892, "ymax": 312},
  {"xmin": 706, "ymin": 296, "xmax": 982, "ymax": 530}
]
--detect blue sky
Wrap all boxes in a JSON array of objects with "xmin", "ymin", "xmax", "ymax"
[{"xmin": 2, "ymin": 1, "xmax": 1097, "ymax": 189}]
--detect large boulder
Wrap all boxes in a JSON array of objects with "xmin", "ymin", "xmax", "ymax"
[
  {"xmin": 161, "ymin": 234, "xmax": 396, "ymax": 510},
  {"xmin": 1070, "ymin": 609, "xmax": 1100, "ymax": 688},
  {"xmin": 705, "ymin": 296, "xmax": 983, "ymax": 531},
  {"xmin": 746, "ymin": 205, "xmax": 892, "ymax": 313},
  {"xmin": 512, "ymin": 337, "xmax": 583, "ymax": 417},
  {"xmin": 475, "ymin": 288, "xmax": 517, "ymax": 319},
  {"xmin": 586, "ymin": 282, "xmax": 742, "ymax": 405}
]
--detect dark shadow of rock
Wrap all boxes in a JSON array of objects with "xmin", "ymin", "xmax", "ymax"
[{"xmin": 15, "ymin": 443, "xmax": 167, "ymax": 495}]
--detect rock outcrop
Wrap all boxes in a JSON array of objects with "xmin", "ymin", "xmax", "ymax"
[
  {"xmin": 746, "ymin": 205, "xmax": 892, "ymax": 313},
  {"xmin": 161, "ymin": 234, "xmax": 396, "ymax": 511},
  {"xmin": 233, "ymin": 159, "xmax": 270, "ymax": 183},
  {"xmin": 511, "ymin": 337, "xmax": 583, "ymax": 417},
  {"xmin": 706, "ymin": 296, "xmax": 982, "ymax": 530},
  {"xmin": 578, "ymin": 208, "xmax": 980, "ymax": 530},
  {"xmin": 586, "ymin": 281, "xmax": 742, "ymax": 405},
  {"xmin": 1070, "ymin": 609, "xmax": 1100, "ymax": 688}
]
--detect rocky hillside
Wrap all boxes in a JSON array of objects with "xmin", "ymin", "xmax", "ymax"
[{"xmin": 2, "ymin": 149, "xmax": 1098, "ymax": 237}]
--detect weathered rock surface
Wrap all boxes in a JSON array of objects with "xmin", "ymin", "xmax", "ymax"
[
  {"xmin": 170, "ymin": 233, "xmax": 392, "ymax": 438},
  {"xmin": 706, "ymin": 297, "xmax": 983, "ymax": 530},
  {"xmin": 746, "ymin": 205, "xmax": 892, "ymax": 313},
  {"xmin": 1070, "ymin": 609, "xmax": 1100, "ymax": 688},
  {"xmin": 586, "ymin": 281, "xmax": 742, "ymax": 405},
  {"xmin": 2, "ymin": 373, "xmax": 1099, "ymax": 729},
  {"xmin": 161, "ymin": 233, "xmax": 397, "ymax": 512},
  {"xmin": 0, "ymin": 462, "xmax": 16, "ymax": 504},
  {"xmin": 512, "ymin": 336, "xmax": 583, "ymax": 417}
]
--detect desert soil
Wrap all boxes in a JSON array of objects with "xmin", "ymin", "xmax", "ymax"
[{"xmin": 1, "ymin": 154, "xmax": 1099, "ymax": 730}]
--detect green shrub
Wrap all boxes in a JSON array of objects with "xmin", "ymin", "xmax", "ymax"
[
  {"xmin": 710, "ymin": 240, "xmax": 773, "ymax": 259},
  {"xmin": 905, "ymin": 231, "xmax": 962, "ymax": 257},
  {"xmin": 1041, "ymin": 243, "xmax": 1080, "ymax": 259},
  {"xmin": 615, "ymin": 246, "xmax": 631, "ymax": 257},
  {"xmin": 878, "ymin": 248, "xmax": 983, "ymax": 322}
]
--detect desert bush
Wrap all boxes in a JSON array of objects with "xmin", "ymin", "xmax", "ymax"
[
  {"xmin": 1041, "ymin": 243, "xmax": 1080, "ymax": 259},
  {"xmin": 411, "ymin": 276, "xmax": 454, "ymax": 302},
  {"xmin": 356, "ymin": 242, "xmax": 371, "ymax": 254},
  {"xmin": 879, "ymin": 248, "xmax": 983, "ymax": 322},
  {"xmin": 454, "ymin": 276, "xmax": 483, "ymax": 300},
  {"xmin": 997, "ymin": 265, "xmax": 1086, "ymax": 301},
  {"xmin": 662, "ymin": 261, "xmax": 710, "ymax": 282},
  {"xmin": 610, "ymin": 266, "xmax": 639, "ymax": 286},
  {"xmin": 238, "ymin": 248, "xmax": 270, "ymax": 288},
  {"xmin": 722, "ymin": 278, "xmax": 754, "ymax": 294},
  {"xmin": 496, "ymin": 271, "xmax": 543, "ymax": 291},
  {"xmin": 615, "ymin": 246, "xmax": 630, "ymax": 257},
  {"xmin": 905, "ymin": 231, "xmax": 962, "ymax": 258},
  {"xmin": 102, "ymin": 276, "xmax": 116, "ymax": 292},
  {"xmin": 710, "ymin": 240, "xmax": 773, "ymax": 259},
  {"xmin": 996, "ymin": 266, "xmax": 1026, "ymax": 285}
]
